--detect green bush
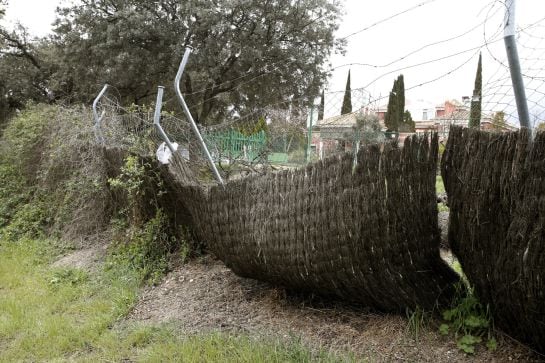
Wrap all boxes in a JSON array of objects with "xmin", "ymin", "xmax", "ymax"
[
  {"xmin": 0, "ymin": 164, "xmax": 28, "ymax": 227},
  {"xmin": 107, "ymin": 209, "xmax": 188, "ymax": 285},
  {"xmin": 0, "ymin": 104, "xmax": 194, "ymax": 284},
  {"xmin": 439, "ymin": 283, "xmax": 496, "ymax": 354},
  {"xmin": 1, "ymin": 197, "xmax": 50, "ymax": 241}
]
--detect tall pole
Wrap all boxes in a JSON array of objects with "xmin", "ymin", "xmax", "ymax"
[
  {"xmin": 153, "ymin": 86, "xmax": 177, "ymax": 154},
  {"xmin": 504, "ymin": 0, "xmax": 531, "ymax": 130},
  {"xmin": 306, "ymin": 104, "xmax": 315, "ymax": 163},
  {"xmin": 92, "ymin": 84, "xmax": 109, "ymax": 144},
  {"xmin": 175, "ymin": 47, "xmax": 225, "ymax": 186}
]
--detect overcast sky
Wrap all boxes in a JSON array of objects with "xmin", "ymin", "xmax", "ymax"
[{"xmin": 4, "ymin": 0, "xmax": 545, "ymax": 123}]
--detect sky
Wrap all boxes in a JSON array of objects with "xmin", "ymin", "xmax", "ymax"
[{"xmin": 4, "ymin": 0, "xmax": 545, "ymax": 124}]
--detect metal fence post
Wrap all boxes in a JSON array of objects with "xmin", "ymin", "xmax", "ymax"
[
  {"xmin": 153, "ymin": 86, "xmax": 177, "ymax": 154},
  {"xmin": 174, "ymin": 47, "xmax": 225, "ymax": 186},
  {"xmin": 504, "ymin": 0, "xmax": 531, "ymax": 131},
  {"xmin": 92, "ymin": 84, "xmax": 109, "ymax": 144},
  {"xmin": 305, "ymin": 104, "xmax": 315, "ymax": 163}
]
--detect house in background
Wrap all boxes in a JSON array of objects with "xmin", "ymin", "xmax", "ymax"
[
  {"xmin": 430, "ymin": 99, "xmax": 518, "ymax": 137},
  {"xmin": 310, "ymin": 97, "xmax": 518, "ymax": 160},
  {"xmin": 311, "ymin": 112, "xmax": 361, "ymax": 159}
]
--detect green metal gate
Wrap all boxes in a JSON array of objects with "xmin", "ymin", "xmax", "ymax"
[{"xmin": 204, "ymin": 129, "xmax": 267, "ymax": 162}]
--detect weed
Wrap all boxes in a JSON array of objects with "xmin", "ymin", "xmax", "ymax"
[
  {"xmin": 49, "ymin": 268, "xmax": 89, "ymax": 287},
  {"xmin": 436, "ymin": 175, "xmax": 446, "ymax": 194},
  {"xmin": 0, "ymin": 238, "xmax": 351, "ymax": 362},
  {"xmin": 107, "ymin": 209, "xmax": 185, "ymax": 285},
  {"xmin": 439, "ymin": 282, "xmax": 496, "ymax": 354},
  {"xmin": 438, "ymin": 202, "xmax": 449, "ymax": 212},
  {"xmin": 406, "ymin": 306, "xmax": 432, "ymax": 341},
  {"xmin": 1, "ymin": 196, "xmax": 51, "ymax": 241}
]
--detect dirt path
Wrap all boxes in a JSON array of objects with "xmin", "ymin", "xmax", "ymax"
[{"xmin": 128, "ymin": 255, "xmax": 539, "ymax": 362}]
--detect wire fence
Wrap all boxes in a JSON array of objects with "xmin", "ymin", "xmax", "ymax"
[{"xmin": 92, "ymin": 0, "xmax": 545, "ymax": 183}]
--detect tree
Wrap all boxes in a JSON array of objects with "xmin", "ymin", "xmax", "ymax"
[
  {"xmin": 469, "ymin": 53, "xmax": 482, "ymax": 129},
  {"xmin": 318, "ymin": 90, "xmax": 324, "ymax": 121},
  {"xmin": 396, "ymin": 74, "xmax": 405, "ymax": 127},
  {"xmin": 51, "ymin": 0, "xmax": 345, "ymax": 125},
  {"xmin": 0, "ymin": 25, "xmax": 53, "ymax": 104},
  {"xmin": 384, "ymin": 75, "xmax": 405, "ymax": 132},
  {"xmin": 1, "ymin": 3, "xmax": 55, "ymax": 121},
  {"xmin": 491, "ymin": 111, "xmax": 507, "ymax": 131},
  {"xmin": 239, "ymin": 116, "xmax": 268, "ymax": 136},
  {"xmin": 341, "ymin": 70, "xmax": 352, "ymax": 115},
  {"xmin": 384, "ymin": 89, "xmax": 397, "ymax": 131},
  {"xmin": 399, "ymin": 110, "xmax": 415, "ymax": 132},
  {"xmin": 352, "ymin": 113, "xmax": 384, "ymax": 144}
]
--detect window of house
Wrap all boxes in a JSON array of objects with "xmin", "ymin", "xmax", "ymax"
[{"xmin": 422, "ymin": 110, "xmax": 428, "ymax": 120}]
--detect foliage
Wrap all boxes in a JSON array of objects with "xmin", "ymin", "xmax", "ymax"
[
  {"xmin": 267, "ymin": 108, "xmax": 306, "ymax": 154},
  {"xmin": 396, "ymin": 74, "xmax": 405, "ymax": 127},
  {"xmin": 399, "ymin": 110, "xmax": 415, "ymax": 132},
  {"xmin": 351, "ymin": 113, "xmax": 384, "ymax": 144},
  {"xmin": 0, "ymin": 105, "xmax": 55, "ymax": 230},
  {"xmin": 406, "ymin": 306, "xmax": 432, "ymax": 342},
  {"xmin": 0, "ymin": 238, "xmax": 349, "ymax": 362},
  {"xmin": 384, "ymin": 90, "xmax": 397, "ymax": 131},
  {"xmin": 1, "ymin": 197, "xmax": 51, "ymax": 241},
  {"xmin": 47, "ymin": 0, "xmax": 345, "ymax": 125},
  {"xmin": 0, "ymin": 22, "xmax": 56, "ymax": 123},
  {"xmin": 341, "ymin": 70, "xmax": 352, "ymax": 115},
  {"xmin": 108, "ymin": 209, "xmax": 187, "ymax": 285},
  {"xmin": 318, "ymin": 90, "xmax": 325, "ymax": 121},
  {"xmin": 0, "ymin": 238, "xmax": 139, "ymax": 362},
  {"xmin": 238, "ymin": 116, "xmax": 268, "ymax": 136},
  {"xmin": 384, "ymin": 74, "xmax": 407, "ymax": 132},
  {"xmin": 468, "ymin": 53, "xmax": 482, "ymax": 129},
  {"xmin": 491, "ymin": 111, "xmax": 507, "ymax": 131},
  {"xmin": 108, "ymin": 154, "xmax": 168, "ymax": 226},
  {"xmin": 439, "ymin": 283, "xmax": 496, "ymax": 354},
  {"xmin": 0, "ymin": 104, "xmax": 116, "ymax": 240},
  {"xmin": 436, "ymin": 175, "xmax": 445, "ymax": 194}
]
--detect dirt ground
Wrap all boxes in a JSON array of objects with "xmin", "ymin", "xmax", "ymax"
[
  {"xmin": 127, "ymin": 254, "xmax": 541, "ymax": 362},
  {"xmin": 52, "ymin": 245, "xmax": 107, "ymax": 271}
]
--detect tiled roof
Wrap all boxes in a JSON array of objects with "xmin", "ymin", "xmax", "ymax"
[
  {"xmin": 318, "ymin": 112, "xmax": 359, "ymax": 128},
  {"xmin": 433, "ymin": 109, "xmax": 470, "ymax": 121}
]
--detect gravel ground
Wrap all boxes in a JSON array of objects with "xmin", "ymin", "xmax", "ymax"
[{"xmin": 128, "ymin": 255, "xmax": 540, "ymax": 362}]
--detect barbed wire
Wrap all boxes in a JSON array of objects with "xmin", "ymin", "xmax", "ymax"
[{"xmin": 95, "ymin": 0, "xmax": 545, "ymax": 173}]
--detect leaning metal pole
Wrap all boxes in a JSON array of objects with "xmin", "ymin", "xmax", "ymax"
[
  {"xmin": 153, "ymin": 86, "xmax": 177, "ymax": 154},
  {"xmin": 504, "ymin": 0, "xmax": 531, "ymax": 130},
  {"xmin": 92, "ymin": 84, "xmax": 109, "ymax": 144},
  {"xmin": 174, "ymin": 47, "xmax": 225, "ymax": 186}
]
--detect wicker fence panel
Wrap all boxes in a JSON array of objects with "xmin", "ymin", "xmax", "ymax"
[
  {"xmin": 441, "ymin": 126, "xmax": 545, "ymax": 353},
  {"xmin": 167, "ymin": 133, "xmax": 458, "ymax": 312}
]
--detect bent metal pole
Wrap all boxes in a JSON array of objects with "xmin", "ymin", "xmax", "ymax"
[
  {"xmin": 153, "ymin": 86, "xmax": 177, "ymax": 154},
  {"xmin": 174, "ymin": 47, "xmax": 225, "ymax": 186},
  {"xmin": 503, "ymin": 0, "xmax": 531, "ymax": 131},
  {"xmin": 92, "ymin": 84, "xmax": 109, "ymax": 144}
]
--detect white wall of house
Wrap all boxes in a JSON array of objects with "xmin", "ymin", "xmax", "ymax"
[{"xmin": 405, "ymin": 99, "xmax": 437, "ymax": 121}]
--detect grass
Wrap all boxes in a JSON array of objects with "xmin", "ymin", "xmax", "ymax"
[
  {"xmin": 436, "ymin": 175, "xmax": 445, "ymax": 194},
  {"xmin": 436, "ymin": 175, "xmax": 449, "ymax": 212},
  {"xmin": 0, "ymin": 238, "xmax": 352, "ymax": 362}
]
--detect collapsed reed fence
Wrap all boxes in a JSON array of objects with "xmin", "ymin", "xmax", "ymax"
[
  {"xmin": 165, "ymin": 134, "xmax": 460, "ymax": 312},
  {"xmin": 442, "ymin": 126, "xmax": 545, "ymax": 353}
]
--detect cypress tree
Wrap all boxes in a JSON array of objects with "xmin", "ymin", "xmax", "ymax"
[
  {"xmin": 341, "ymin": 70, "xmax": 352, "ymax": 115},
  {"xmin": 318, "ymin": 90, "xmax": 324, "ymax": 121},
  {"xmin": 384, "ymin": 88, "xmax": 398, "ymax": 131},
  {"xmin": 396, "ymin": 74, "xmax": 405, "ymax": 127},
  {"xmin": 469, "ymin": 53, "xmax": 482, "ymax": 129},
  {"xmin": 384, "ymin": 75, "xmax": 406, "ymax": 131}
]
